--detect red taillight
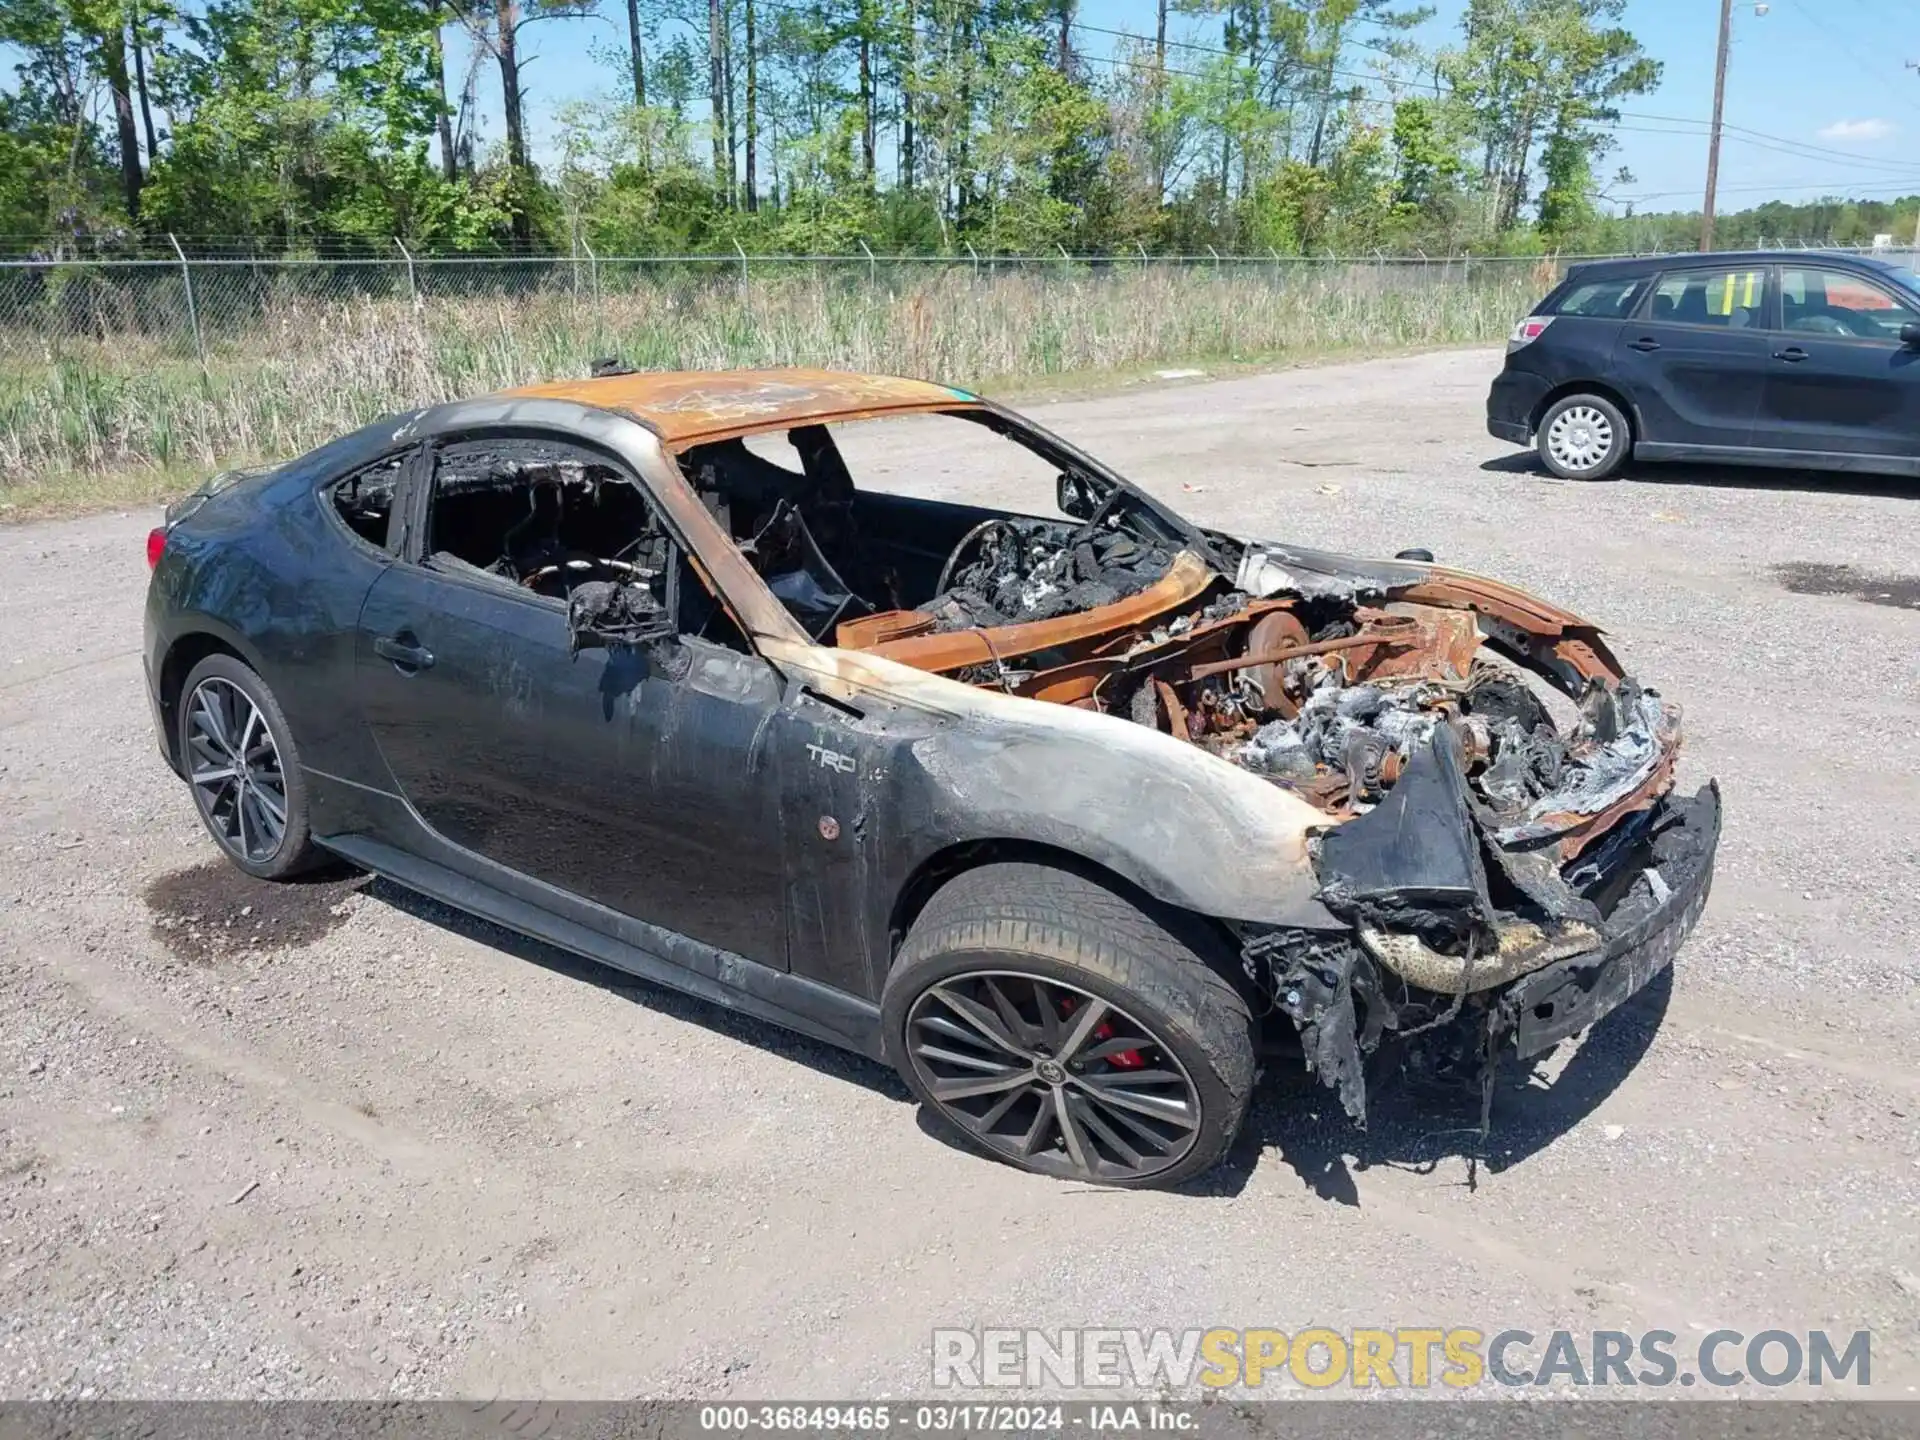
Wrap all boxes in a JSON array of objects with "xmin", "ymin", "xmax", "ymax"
[
  {"xmin": 1508, "ymin": 315, "xmax": 1554, "ymax": 350},
  {"xmin": 146, "ymin": 526, "xmax": 168, "ymax": 570}
]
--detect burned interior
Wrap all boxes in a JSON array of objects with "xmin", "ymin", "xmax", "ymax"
[
  {"xmin": 407, "ymin": 437, "xmax": 705, "ymax": 650},
  {"xmin": 657, "ymin": 406, "xmax": 1713, "ymax": 1126}
]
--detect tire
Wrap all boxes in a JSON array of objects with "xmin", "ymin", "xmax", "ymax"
[
  {"xmin": 882, "ymin": 862, "xmax": 1256, "ymax": 1188},
  {"xmin": 1536, "ymin": 393, "xmax": 1631, "ymax": 480},
  {"xmin": 175, "ymin": 653, "xmax": 323, "ymax": 880}
]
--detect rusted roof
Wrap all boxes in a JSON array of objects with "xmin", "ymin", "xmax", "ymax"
[{"xmin": 506, "ymin": 368, "xmax": 981, "ymax": 449}]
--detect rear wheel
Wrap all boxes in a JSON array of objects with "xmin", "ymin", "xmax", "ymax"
[
  {"xmin": 1537, "ymin": 393, "xmax": 1630, "ymax": 480},
  {"xmin": 882, "ymin": 863, "xmax": 1256, "ymax": 1187},
  {"xmin": 176, "ymin": 654, "xmax": 322, "ymax": 880}
]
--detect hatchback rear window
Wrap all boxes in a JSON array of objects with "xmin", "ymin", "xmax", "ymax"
[{"xmin": 1550, "ymin": 276, "xmax": 1645, "ymax": 318}]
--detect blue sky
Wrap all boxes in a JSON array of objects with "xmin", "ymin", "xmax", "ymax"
[{"xmin": 469, "ymin": 0, "xmax": 1920, "ymax": 214}]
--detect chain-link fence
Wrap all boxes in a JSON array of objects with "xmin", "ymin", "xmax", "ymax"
[
  {"xmin": 3, "ymin": 244, "xmax": 1914, "ymax": 487},
  {"xmin": 0, "ymin": 249, "xmax": 1574, "ymax": 365},
  {"xmin": 4, "ymin": 244, "xmax": 1914, "ymax": 367}
]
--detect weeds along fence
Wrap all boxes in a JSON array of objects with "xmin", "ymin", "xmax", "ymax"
[{"xmin": 1, "ymin": 250, "xmax": 1568, "ymax": 485}]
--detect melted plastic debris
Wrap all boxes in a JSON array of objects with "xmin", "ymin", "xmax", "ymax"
[{"xmin": 920, "ymin": 520, "xmax": 1178, "ymax": 632}]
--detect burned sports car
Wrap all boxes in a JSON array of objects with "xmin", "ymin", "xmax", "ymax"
[{"xmin": 144, "ymin": 369, "xmax": 1720, "ymax": 1187}]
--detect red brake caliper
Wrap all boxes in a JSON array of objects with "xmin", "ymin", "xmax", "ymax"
[{"xmin": 1060, "ymin": 996, "xmax": 1145, "ymax": 1069}]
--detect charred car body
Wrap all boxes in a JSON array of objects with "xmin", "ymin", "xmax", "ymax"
[{"xmin": 145, "ymin": 370, "xmax": 1719, "ymax": 1187}]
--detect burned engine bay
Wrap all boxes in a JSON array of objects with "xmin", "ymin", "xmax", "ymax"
[{"xmin": 824, "ymin": 506, "xmax": 1714, "ymax": 1130}]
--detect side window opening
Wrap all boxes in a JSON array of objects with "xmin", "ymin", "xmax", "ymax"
[
  {"xmin": 1780, "ymin": 266, "xmax": 1918, "ymax": 338},
  {"xmin": 1649, "ymin": 268, "xmax": 1765, "ymax": 329},
  {"xmin": 425, "ymin": 437, "xmax": 680, "ymax": 651},
  {"xmin": 678, "ymin": 412, "xmax": 1184, "ymax": 648},
  {"xmin": 680, "ymin": 425, "xmax": 871, "ymax": 643},
  {"xmin": 330, "ymin": 453, "xmax": 405, "ymax": 550}
]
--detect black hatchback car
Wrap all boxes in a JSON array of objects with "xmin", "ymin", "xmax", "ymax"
[{"xmin": 1487, "ymin": 250, "xmax": 1920, "ymax": 480}]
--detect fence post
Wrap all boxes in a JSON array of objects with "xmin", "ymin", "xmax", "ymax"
[
  {"xmin": 733, "ymin": 238, "xmax": 749, "ymax": 289},
  {"xmin": 393, "ymin": 237, "xmax": 418, "ymax": 303},
  {"xmin": 168, "ymin": 232, "xmax": 207, "ymax": 368},
  {"xmin": 965, "ymin": 241, "xmax": 979, "ymax": 281},
  {"xmin": 1055, "ymin": 242, "xmax": 1071, "ymax": 266},
  {"xmin": 1207, "ymin": 244, "xmax": 1220, "ymax": 272},
  {"xmin": 1136, "ymin": 241, "xmax": 1149, "ymax": 270},
  {"xmin": 859, "ymin": 239, "xmax": 877, "ymax": 286},
  {"xmin": 583, "ymin": 239, "xmax": 601, "ymax": 339}
]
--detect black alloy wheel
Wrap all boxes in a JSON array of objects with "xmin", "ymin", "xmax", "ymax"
[
  {"xmin": 903, "ymin": 969, "xmax": 1203, "ymax": 1182},
  {"xmin": 184, "ymin": 674, "xmax": 290, "ymax": 866}
]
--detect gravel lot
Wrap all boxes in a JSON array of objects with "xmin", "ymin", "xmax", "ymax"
[{"xmin": 2, "ymin": 347, "xmax": 1918, "ymax": 1400}]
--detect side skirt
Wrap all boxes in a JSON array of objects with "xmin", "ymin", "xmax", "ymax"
[
  {"xmin": 318, "ymin": 831, "xmax": 886, "ymax": 1062},
  {"xmin": 1634, "ymin": 442, "xmax": 1920, "ymax": 477}
]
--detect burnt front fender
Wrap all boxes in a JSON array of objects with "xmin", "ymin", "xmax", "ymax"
[{"xmin": 764, "ymin": 638, "xmax": 1343, "ymax": 933}]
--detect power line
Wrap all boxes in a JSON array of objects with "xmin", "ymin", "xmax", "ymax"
[
  {"xmin": 1067, "ymin": 15, "xmax": 1904, "ymax": 170},
  {"xmin": 1611, "ymin": 121, "xmax": 1920, "ymax": 176},
  {"xmin": 1614, "ymin": 175, "xmax": 1920, "ymax": 202},
  {"xmin": 1776, "ymin": 0, "xmax": 1920, "ymax": 116}
]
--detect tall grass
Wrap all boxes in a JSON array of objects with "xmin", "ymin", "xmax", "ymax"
[{"xmin": 0, "ymin": 265, "xmax": 1538, "ymax": 496}]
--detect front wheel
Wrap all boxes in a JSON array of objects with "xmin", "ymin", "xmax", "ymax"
[
  {"xmin": 1537, "ymin": 394, "xmax": 1630, "ymax": 480},
  {"xmin": 881, "ymin": 863, "xmax": 1256, "ymax": 1188},
  {"xmin": 176, "ymin": 653, "xmax": 323, "ymax": 880}
]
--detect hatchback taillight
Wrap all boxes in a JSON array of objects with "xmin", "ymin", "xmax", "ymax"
[
  {"xmin": 1508, "ymin": 315, "xmax": 1554, "ymax": 350},
  {"xmin": 146, "ymin": 526, "xmax": 168, "ymax": 570}
]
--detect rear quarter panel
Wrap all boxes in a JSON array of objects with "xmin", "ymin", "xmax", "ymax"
[{"xmin": 150, "ymin": 464, "xmax": 393, "ymax": 788}]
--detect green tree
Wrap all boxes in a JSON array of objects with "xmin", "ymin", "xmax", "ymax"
[{"xmin": 1441, "ymin": 0, "xmax": 1659, "ymax": 234}]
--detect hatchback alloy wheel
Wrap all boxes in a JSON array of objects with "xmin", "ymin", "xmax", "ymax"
[
  {"xmin": 185, "ymin": 676, "xmax": 289, "ymax": 865},
  {"xmin": 903, "ymin": 969, "xmax": 1203, "ymax": 1182}
]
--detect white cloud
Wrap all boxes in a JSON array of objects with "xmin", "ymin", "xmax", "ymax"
[{"xmin": 1818, "ymin": 118, "xmax": 1894, "ymax": 142}]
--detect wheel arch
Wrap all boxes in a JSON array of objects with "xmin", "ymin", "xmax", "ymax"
[
  {"xmin": 885, "ymin": 838, "xmax": 1246, "ymax": 989},
  {"xmin": 155, "ymin": 628, "xmax": 259, "ymax": 772},
  {"xmin": 1531, "ymin": 380, "xmax": 1641, "ymax": 442}
]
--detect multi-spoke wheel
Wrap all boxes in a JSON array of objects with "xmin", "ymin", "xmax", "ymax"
[
  {"xmin": 905, "ymin": 971, "xmax": 1202, "ymax": 1181},
  {"xmin": 175, "ymin": 654, "xmax": 321, "ymax": 879},
  {"xmin": 883, "ymin": 863, "xmax": 1255, "ymax": 1188},
  {"xmin": 1536, "ymin": 393, "xmax": 1630, "ymax": 480}
]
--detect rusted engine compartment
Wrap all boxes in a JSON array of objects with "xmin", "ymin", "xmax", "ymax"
[
  {"xmin": 835, "ymin": 515, "xmax": 1703, "ymax": 1129},
  {"xmin": 837, "ymin": 522, "xmax": 1679, "ymax": 864}
]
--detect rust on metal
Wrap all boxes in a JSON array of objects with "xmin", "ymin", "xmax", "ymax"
[
  {"xmin": 861, "ymin": 550, "xmax": 1217, "ymax": 672},
  {"xmin": 508, "ymin": 369, "xmax": 980, "ymax": 450},
  {"xmin": 1241, "ymin": 609, "xmax": 1309, "ymax": 716},
  {"xmin": 835, "ymin": 609, "xmax": 938, "ymax": 649},
  {"xmin": 1395, "ymin": 569, "xmax": 1625, "ymax": 681},
  {"xmin": 1185, "ymin": 630, "xmax": 1415, "ymax": 684}
]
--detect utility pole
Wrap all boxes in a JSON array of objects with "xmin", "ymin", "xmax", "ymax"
[
  {"xmin": 1910, "ymin": 63, "xmax": 1920, "ymax": 249},
  {"xmin": 1700, "ymin": 0, "xmax": 1734, "ymax": 251}
]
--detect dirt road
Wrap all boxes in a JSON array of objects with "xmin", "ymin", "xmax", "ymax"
[{"xmin": 2, "ymin": 349, "xmax": 1918, "ymax": 1399}]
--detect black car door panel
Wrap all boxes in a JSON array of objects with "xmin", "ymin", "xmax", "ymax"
[
  {"xmin": 1760, "ymin": 264, "xmax": 1920, "ymax": 457},
  {"xmin": 357, "ymin": 564, "xmax": 791, "ymax": 968},
  {"xmin": 1612, "ymin": 264, "xmax": 1772, "ymax": 448},
  {"xmin": 354, "ymin": 433, "xmax": 793, "ymax": 971}
]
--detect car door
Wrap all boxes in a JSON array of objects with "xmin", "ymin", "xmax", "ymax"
[
  {"xmin": 354, "ymin": 431, "xmax": 791, "ymax": 970},
  {"xmin": 1611, "ymin": 263, "xmax": 1772, "ymax": 449},
  {"xmin": 1758, "ymin": 263, "xmax": 1920, "ymax": 460}
]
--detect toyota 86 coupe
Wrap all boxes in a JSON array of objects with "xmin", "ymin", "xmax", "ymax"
[{"xmin": 144, "ymin": 368, "xmax": 1720, "ymax": 1187}]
